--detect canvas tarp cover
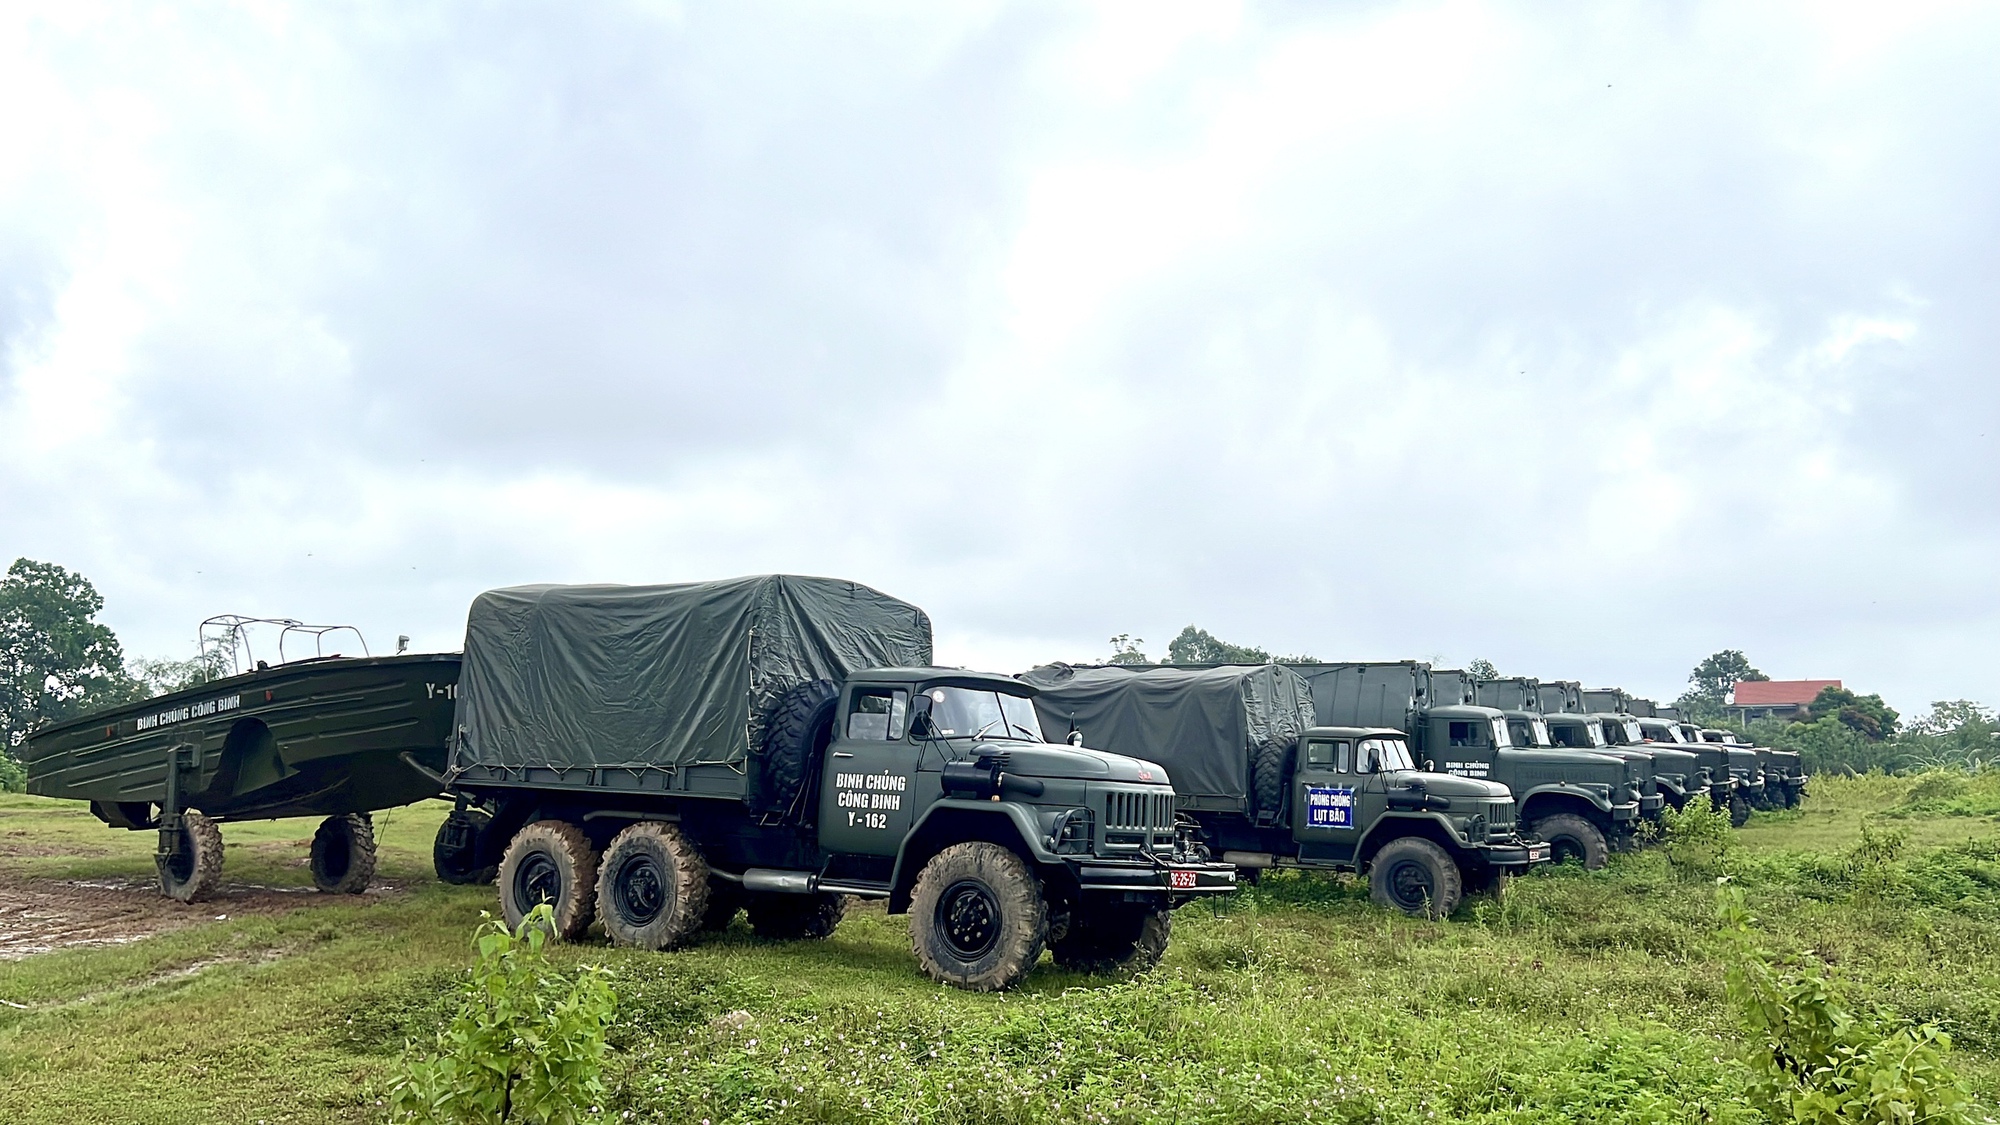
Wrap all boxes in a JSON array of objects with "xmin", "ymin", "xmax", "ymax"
[
  {"xmin": 455, "ymin": 576, "xmax": 932, "ymax": 775},
  {"xmin": 1021, "ymin": 664, "xmax": 1316, "ymax": 802}
]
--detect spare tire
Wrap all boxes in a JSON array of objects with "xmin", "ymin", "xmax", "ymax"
[
  {"xmin": 1252, "ymin": 734, "xmax": 1297, "ymax": 822},
  {"xmin": 750, "ymin": 681, "xmax": 838, "ymax": 821}
]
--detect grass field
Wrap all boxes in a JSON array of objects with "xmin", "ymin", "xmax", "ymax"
[{"xmin": 2, "ymin": 775, "xmax": 1998, "ymax": 1124}]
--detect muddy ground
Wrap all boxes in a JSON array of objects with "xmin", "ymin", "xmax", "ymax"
[{"xmin": 0, "ymin": 841, "xmax": 400, "ymax": 961}]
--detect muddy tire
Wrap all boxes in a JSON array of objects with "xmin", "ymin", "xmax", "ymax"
[
  {"xmin": 750, "ymin": 681, "xmax": 838, "ymax": 821},
  {"xmin": 1368, "ymin": 837, "xmax": 1463, "ymax": 918},
  {"xmin": 434, "ymin": 809, "xmax": 498, "ymax": 885},
  {"xmin": 1049, "ymin": 905, "xmax": 1171, "ymax": 975},
  {"xmin": 1527, "ymin": 813, "xmax": 1609, "ymax": 871},
  {"xmin": 159, "ymin": 810, "xmax": 225, "ymax": 903},
  {"xmin": 498, "ymin": 820, "xmax": 598, "ymax": 940},
  {"xmin": 701, "ymin": 878, "xmax": 747, "ymax": 931},
  {"xmin": 747, "ymin": 892, "xmax": 848, "ymax": 940},
  {"xmin": 310, "ymin": 813, "xmax": 377, "ymax": 894},
  {"xmin": 1251, "ymin": 735, "xmax": 1296, "ymax": 822},
  {"xmin": 909, "ymin": 842, "xmax": 1047, "ymax": 991},
  {"xmin": 1730, "ymin": 795, "xmax": 1752, "ymax": 828},
  {"xmin": 595, "ymin": 822, "xmax": 709, "ymax": 951}
]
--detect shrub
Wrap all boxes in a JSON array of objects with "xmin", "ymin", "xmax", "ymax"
[
  {"xmin": 1660, "ymin": 798, "xmax": 1734, "ymax": 881},
  {"xmin": 1717, "ymin": 888, "xmax": 1979, "ymax": 1124},
  {"xmin": 0, "ymin": 749, "xmax": 25, "ymax": 793},
  {"xmin": 389, "ymin": 906, "xmax": 617, "ymax": 1125}
]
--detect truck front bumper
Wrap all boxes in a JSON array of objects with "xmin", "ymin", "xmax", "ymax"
[
  {"xmin": 1640, "ymin": 793, "xmax": 1665, "ymax": 815},
  {"xmin": 1075, "ymin": 859, "xmax": 1237, "ymax": 900},
  {"xmin": 1610, "ymin": 801, "xmax": 1641, "ymax": 822},
  {"xmin": 1485, "ymin": 841, "xmax": 1553, "ymax": 868}
]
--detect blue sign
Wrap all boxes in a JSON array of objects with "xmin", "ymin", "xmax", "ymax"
[{"xmin": 1305, "ymin": 785, "xmax": 1355, "ymax": 829}]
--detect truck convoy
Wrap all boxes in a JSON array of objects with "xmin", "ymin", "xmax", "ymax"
[
  {"xmin": 1443, "ymin": 673, "xmax": 1709, "ymax": 816},
  {"xmin": 433, "ymin": 576, "xmax": 1234, "ymax": 991},
  {"xmin": 1285, "ymin": 663, "xmax": 1641, "ymax": 869},
  {"xmin": 1022, "ymin": 663, "xmax": 1549, "ymax": 919}
]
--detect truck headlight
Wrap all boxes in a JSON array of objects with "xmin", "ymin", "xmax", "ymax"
[{"xmin": 1052, "ymin": 808, "xmax": 1094, "ymax": 854}]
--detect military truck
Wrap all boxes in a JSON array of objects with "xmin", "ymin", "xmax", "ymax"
[
  {"xmin": 1683, "ymin": 721, "xmax": 1807, "ymax": 809},
  {"xmin": 25, "ymin": 650, "xmax": 460, "ymax": 902},
  {"xmin": 1287, "ymin": 663, "xmax": 1641, "ymax": 869},
  {"xmin": 1444, "ymin": 673, "xmax": 1707, "ymax": 816},
  {"xmin": 439, "ymin": 576, "xmax": 1234, "ymax": 993},
  {"xmin": 1021, "ymin": 663, "xmax": 1547, "ymax": 919},
  {"xmin": 1597, "ymin": 692, "xmax": 1761, "ymax": 825}
]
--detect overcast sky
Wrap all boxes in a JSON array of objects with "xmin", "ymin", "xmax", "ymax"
[{"xmin": 3, "ymin": 1, "xmax": 1996, "ymax": 714}]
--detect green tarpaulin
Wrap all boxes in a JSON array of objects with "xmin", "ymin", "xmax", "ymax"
[
  {"xmin": 453, "ymin": 575, "xmax": 932, "ymax": 779},
  {"xmin": 1020, "ymin": 663, "xmax": 1316, "ymax": 803}
]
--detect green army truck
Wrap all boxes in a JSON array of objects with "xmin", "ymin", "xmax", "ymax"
[
  {"xmin": 1673, "ymin": 715, "xmax": 1807, "ymax": 809},
  {"xmin": 1590, "ymin": 691, "xmax": 1760, "ymax": 825},
  {"xmin": 438, "ymin": 576, "xmax": 1234, "ymax": 992},
  {"xmin": 1021, "ymin": 663, "xmax": 1547, "ymax": 919},
  {"xmin": 1447, "ymin": 673, "xmax": 1708, "ymax": 816},
  {"xmin": 1288, "ymin": 662, "xmax": 1640, "ymax": 869}
]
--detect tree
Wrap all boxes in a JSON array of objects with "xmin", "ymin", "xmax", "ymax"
[
  {"xmin": 1465, "ymin": 658, "xmax": 1499, "ymax": 680},
  {"xmin": 1805, "ymin": 685, "xmax": 1899, "ymax": 742},
  {"xmin": 1165, "ymin": 625, "xmax": 1269, "ymax": 665},
  {"xmin": 0, "ymin": 559, "xmax": 142, "ymax": 756},
  {"xmin": 1676, "ymin": 650, "xmax": 1768, "ymax": 722},
  {"xmin": 1106, "ymin": 634, "xmax": 1150, "ymax": 665}
]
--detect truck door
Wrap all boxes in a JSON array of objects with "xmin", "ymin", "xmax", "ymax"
[
  {"xmin": 1436, "ymin": 717, "xmax": 1496, "ymax": 781},
  {"xmin": 818, "ymin": 684, "xmax": 921, "ymax": 857},
  {"xmin": 1293, "ymin": 735, "xmax": 1361, "ymax": 862}
]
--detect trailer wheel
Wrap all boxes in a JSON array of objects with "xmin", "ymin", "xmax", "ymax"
[
  {"xmin": 750, "ymin": 680, "xmax": 838, "ymax": 822},
  {"xmin": 311, "ymin": 813, "xmax": 377, "ymax": 894},
  {"xmin": 909, "ymin": 842, "xmax": 1047, "ymax": 992},
  {"xmin": 1526, "ymin": 813, "xmax": 1608, "ymax": 870},
  {"xmin": 1251, "ymin": 735, "xmax": 1297, "ymax": 822},
  {"xmin": 595, "ymin": 822, "xmax": 709, "ymax": 951},
  {"xmin": 1368, "ymin": 837, "xmax": 1462, "ymax": 918},
  {"xmin": 1050, "ymin": 905, "xmax": 1171, "ymax": 975},
  {"xmin": 746, "ymin": 892, "xmax": 848, "ymax": 940},
  {"xmin": 1729, "ymin": 795, "xmax": 1752, "ymax": 828},
  {"xmin": 434, "ymin": 809, "xmax": 498, "ymax": 885},
  {"xmin": 159, "ymin": 810, "xmax": 225, "ymax": 903},
  {"xmin": 498, "ymin": 820, "xmax": 598, "ymax": 940}
]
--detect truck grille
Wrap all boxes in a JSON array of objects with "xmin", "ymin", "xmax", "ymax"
[{"xmin": 1101, "ymin": 788, "xmax": 1176, "ymax": 854}]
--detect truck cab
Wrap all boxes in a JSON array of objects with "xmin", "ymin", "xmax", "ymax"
[
  {"xmin": 1694, "ymin": 726, "xmax": 1806, "ymax": 809},
  {"xmin": 1632, "ymin": 715, "xmax": 1759, "ymax": 825},
  {"xmin": 1418, "ymin": 703, "xmax": 1643, "ymax": 868},
  {"xmin": 1578, "ymin": 712, "xmax": 1709, "ymax": 814}
]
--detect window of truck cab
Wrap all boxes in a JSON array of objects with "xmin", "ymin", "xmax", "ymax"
[
  {"xmin": 923, "ymin": 686, "xmax": 1042, "ymax": 740},
  {"xmin": 846, "ymin": 687, "xmax": 909, "ymax": 740},
  {"xmin": 1304, "ymin": 738, "xmax": 1349, "ymax": 768}
]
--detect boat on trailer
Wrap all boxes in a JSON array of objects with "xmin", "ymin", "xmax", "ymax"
[{"xmin": 23, "ymin": 621, "xmax": 461, "ymax": 903}]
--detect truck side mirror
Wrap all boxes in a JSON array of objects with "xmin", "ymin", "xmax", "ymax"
[
  {"xmin": 1067, "ymin": 731, "xmax": 1083, "ymax": 747},
  {"xmin": 1424, "ymin": 759, "xmax": 1435, "ymax": 772}
]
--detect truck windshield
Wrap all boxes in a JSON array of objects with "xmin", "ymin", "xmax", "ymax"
[
  {"xmin": 1357, "ymin": 738, "xmax": 1416, "ymax": 772},
  {"xmin": 925, "ymin": 687, "xmax": 1043, "ymax": 741},
  {"xmin": 1490, "ymin": 718, "xmax": 1512, "ymax": 748},
  {"xmin": 1526, "ymin": 718, "xmax": 1552, "ymax": 747},
  {"xmin": 1624, "ymin": 719, "xmax": 1651, "ymax": 743}
]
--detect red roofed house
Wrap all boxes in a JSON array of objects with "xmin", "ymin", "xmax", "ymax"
[{"xmin": 1731, "ymin": 679, "xmax": 1841, "ymax": 723}]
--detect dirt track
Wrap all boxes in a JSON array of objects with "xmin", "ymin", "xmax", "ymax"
[{"xmin": 0, "ymin": 847, "xmax": 400, "ymax": 961}]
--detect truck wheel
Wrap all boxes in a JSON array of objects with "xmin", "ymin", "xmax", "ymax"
[
  {"xmin": 747, "ymin": 892, "xmax": 848, "ymax": 940},
  {"xmin": 701, "ymin": 878, "xmax": 746, "ymax": 931},
  {"xmin": 159, "ymin": 810, "xmax": 225, "ymax": 903},
  {"xmin": 751, "ymin": 681, "xmax": 839, "ymax": 821},
  {"xmin": 595, "ymin": 822, "xmax": 709, "ymax": 951},
  {"xmin": 1252, "ymin": 735, "xmax": 1296, "ymax": 822},
  {"xmin": 1368, "ymin": 838, "xmax": 1462, "ymax": 918},
  {"xmin": 1050, "ymin": 905, "xmax": 1171, "ymax": 975},
  {"xmin": 498, "ymin": 820, "xmax": 598, "ymax": 940},
  {"xmin": 434, "ymin": 809, "xmax": 498, "ymax": 885},
  {"xmin": 310, "ymin": 813, "xmax": 377, "ymax": 894},
  {"xmin": 909, "ymin": 842, "xmax": 1047, "ymax": 992},
  {"xmin": 1526, "ymin": 814, "xmax": 1608, "ymax": 870},
  {"xmin": 1729, "ymin": 795, "xmax": 1752, "ymax": 828}
]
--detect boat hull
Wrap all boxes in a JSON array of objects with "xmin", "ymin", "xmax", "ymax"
[{"xmin": 23, "ymin": 654, "xmax": 461, "ymax": 824}]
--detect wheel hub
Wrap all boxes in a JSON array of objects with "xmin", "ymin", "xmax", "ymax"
[
  {"xmin": 937, "ymin": 879, "xmax": 1002, "ymax": 960},
  {"xmin": 613, "ymin": 854, "xmax": 666, "ymax": 925},
  {"xmin": 515, "ymin": 851, "xmax": 563, "ymax": 908},
  {"xmin": 165, "ymin": 826, "xmax": 196, "ymax": 884},
  {"xmin": 1389, "ymin": 859, "xmax": 1434, "ymax": 910}
]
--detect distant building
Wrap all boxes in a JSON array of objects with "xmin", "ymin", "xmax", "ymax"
[{"xmin": 1731, "ymin": 679, "xmax": 1841, "ymax": 723}]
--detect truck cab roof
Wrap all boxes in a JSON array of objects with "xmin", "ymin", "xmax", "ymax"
[
  {"xmin": 1303, "ymin": 725, "xmax": 1408, "ymax": 740},
  {"xmin": 859, "ymin": 667, "xmax": 1040, "ymax": 694}
]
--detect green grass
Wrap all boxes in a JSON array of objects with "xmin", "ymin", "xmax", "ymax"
[{"xmin": 2, "ymin": 779, "xmax": 1998, "ymax": 1124}]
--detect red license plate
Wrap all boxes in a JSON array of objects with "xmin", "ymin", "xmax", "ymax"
[{"xmin": 1170, "ymin": 870, "xmax": 1198, "ymax": 889}]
